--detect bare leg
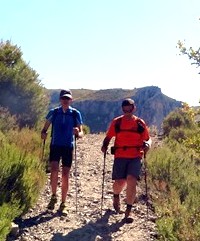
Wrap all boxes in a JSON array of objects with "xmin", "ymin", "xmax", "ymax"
[
  {"xmin": 112, "ymin": 179, "xmax": 126, "ymax": 212},
  {"xmin": 126, "ymin": 175, "xmax": 137, "ymax": 205},
  {"xmin": 113, "ymin": 179, "xmax": 126, "ymax": 194},
  {"xmin": 61, "ymin": 166, "xmax": 70, "ymax": 203},
  {"xmin": 124, "ymin": 175, "xmax": 137, "ymax": 220},
  {"xmin": 50, "ymin": 161, "xmax": 59, "ymax": 195}
]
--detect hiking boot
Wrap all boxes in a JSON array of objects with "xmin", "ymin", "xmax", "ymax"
[
  {"xmin": 47, "ymin": 194, "xmax": 57, "ymax": 210},
  {"xmin": 124, "ymin": 204, "xmax": 133, "ymax": 223},
  {"xmin": 58, "ymin": 202, "xmax": 68, "ymax": 216},
  {"xmin": 113, "ymin": 194, "xmax": 120, "ymax": 213}
]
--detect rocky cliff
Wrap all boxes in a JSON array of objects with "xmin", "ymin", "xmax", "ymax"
[{"xmin": 49, "ymin": 86, "xmax": 182, "ymax": 133}]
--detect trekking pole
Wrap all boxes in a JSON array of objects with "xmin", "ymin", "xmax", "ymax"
[
  {"xmin": 40, "ymin": 139, "xmax": 46, "ymax": 163},
  {"xmin": 74, "ymin": 135, "xmax": 78, "ymax": 213},
  {"xmin": 143, "ymin": 153, "xmax": 149, "ymax": 219},
  {"xmin": 100, "ymin": 151, "xmax": 106, "ymax": 218}
]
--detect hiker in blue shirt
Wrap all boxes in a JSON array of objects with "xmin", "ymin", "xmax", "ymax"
[{"xmin": 41, "ymin": 89, "xmax": 83, "ymax": 215}]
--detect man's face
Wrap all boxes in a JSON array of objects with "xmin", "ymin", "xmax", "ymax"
[
  {"xmin": 122, "ymin": 105, "xmax": 134, "ymax": 114},
  {"xmin": 60, "ymin": 96, "xmax": 72, "ymax": 106}
]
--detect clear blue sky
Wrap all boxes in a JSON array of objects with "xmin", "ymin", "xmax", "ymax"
[{"xmin": 1, "ymin": 0, "xmax": 200, "ymax": 106}]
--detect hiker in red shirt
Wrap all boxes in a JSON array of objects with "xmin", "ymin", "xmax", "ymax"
[{"xmin": 101, "ymin": 98, "xmax": 151, "ymax": 222}]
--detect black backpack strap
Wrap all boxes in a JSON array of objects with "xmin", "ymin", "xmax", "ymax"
[
  {"xmin": 136, "ymin": 118, "xmax": 145, "ymax": 133},
  {"xmin": 115, "ymin": 117, "xmax": 123, "ymax": 133}
]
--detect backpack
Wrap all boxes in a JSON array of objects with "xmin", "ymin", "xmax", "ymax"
[
  {"xmin": 115, "ymin": 116, "xmax": 145, "ymax": 134},
  {"xmin": 51, "ymin": 107, "xmax": 78, "ymax": 136}
]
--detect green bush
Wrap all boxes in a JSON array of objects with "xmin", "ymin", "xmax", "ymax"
[
  {"xmin": 162, "ymin": 107, "xmax": 195, "ymax": 137},
  {"xmin": 147, "ymin": 145, "xmax": 172, "ymax": 184},
  {"xmin": 156, "ymin": 216, "xmax": 179, "ymax": 241},
  {"xmin": 183, "ymin": 131, "xmax": 200, "ymax": 153},
  {"xmin": 0, "ymin": 134, "xmax": 46, "ymax": 240},
  {"xmin": 147, "ymin": 137, "xmax": 200, "ymax": 240},
  {"xmin": 83, "ymin": 124, "xmax": 90, "ymax": 134},
  {"xmin": 0, "ymin": 202, "xmax": 21, "ymax": 241},
  {"xmin": 0, "ymin": 107, "xmax": 18, "ymax": 133}
]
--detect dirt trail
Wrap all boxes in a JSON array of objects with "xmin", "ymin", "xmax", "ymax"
[{"xmin": 9, "ymin": 134, "xmax": 157, "ymax": 241}]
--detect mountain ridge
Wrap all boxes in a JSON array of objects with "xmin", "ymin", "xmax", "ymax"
[{"xmin": 48, "ymin": 86, "xmax": 182, "ymax": 133}]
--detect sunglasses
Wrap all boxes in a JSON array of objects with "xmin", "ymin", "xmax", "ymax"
[
  {"xmin": 60, "ymin": 96, "xmax": 71, "ymax": 100},
  {"xmin": 123, "ymin": 109, "xmax": 133, "ymax": 113}
]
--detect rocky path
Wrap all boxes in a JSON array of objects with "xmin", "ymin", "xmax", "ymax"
[{"xmin": 9, "ymin": 134, "xmax": 157, "ymax": 241}]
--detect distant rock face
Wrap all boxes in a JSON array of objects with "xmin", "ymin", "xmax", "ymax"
[
  {"xmin": 49, "ymin": 86, "xmax": 182, "ymax": 133},
  {"xmin": 131, "ymin": 87, "xmax": 182, "ymax": 131}
]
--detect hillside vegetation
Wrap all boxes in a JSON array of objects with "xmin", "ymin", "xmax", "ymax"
[
  {"xmin": 0, "ymin": 41, "xmax": 48, "ymax": 128},
  {"xmin": 147, "ymin": 104, "xmax": 200, "ymax": 240}
]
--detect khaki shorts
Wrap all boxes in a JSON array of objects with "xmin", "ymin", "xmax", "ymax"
[{"xmin": 112, "ymin": 157, "xmax": 142, "ymax": 180}]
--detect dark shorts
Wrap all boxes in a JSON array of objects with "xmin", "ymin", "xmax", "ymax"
[
  {"xmin": 112, "ymin": 157, "xmax": 142, "ymax": 180},
  {"xmin": 49, "ymin": 145, "xmax": 73, "ymax": 167}
]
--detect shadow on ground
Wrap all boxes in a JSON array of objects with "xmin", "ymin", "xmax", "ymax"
[
  {"xmin": 51, "ymin": 209, "xmax": 126, "ymax": 241},
  {"xmin": 16, "ymin": 210, "xmax": 59, "ymax": 229}
]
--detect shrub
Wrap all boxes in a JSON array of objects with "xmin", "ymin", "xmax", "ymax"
[
  {"xmin": 0, "ymin": 107, "xmax": 18, "ymax": 133},
  {"xmin": 83, "ymin": 124, "xmax": 90, "ymax": 134},
  {"xmin": 147, "ymin": 137, "xmax": 200, "ymax": 240},
  {"xmin": 162, "ymin": 108, "xmax": 195, "ymax": 137},
  {"xmin": 183, "ymin": 131, "xmax": 200, "ymax": 153},
  {"xmin": 0, "ymin": 202, "xmax": 21, "ymax": 241},
  {"xmin": 0, "ymin": 136, "xmax": 46, "ymax": 239},
  {"xmin": 6, "ymin": 127, "xmax": 43, "ymax": 157}
]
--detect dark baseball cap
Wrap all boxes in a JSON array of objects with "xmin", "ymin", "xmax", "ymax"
[
  {"xmin": 121, "ymin": 98, "xmax": 135, "ymax": 107},
  {"xmin": 59, "ymin": 89, "xmax": 72, "ymax": 99}
]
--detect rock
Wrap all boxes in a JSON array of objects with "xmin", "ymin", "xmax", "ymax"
[
  {"xmin": 9, "ymin": 222, "xmax": 19, "ymax": 238},
  {"xmin": 94, "ymin": 235, "xmax": 103, "ymax": 241}
]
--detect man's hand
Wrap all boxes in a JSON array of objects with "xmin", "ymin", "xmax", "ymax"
[
  {"xmin": 101, "ymin": 136, "xmax": 110, "ymax": 153},
  {"xmin": 101, "ymin": 145, "xmax": 107, "ymax": 153},
  {"xmin": 73, "ymin": 127, "xmax": 80, "ymax": 138},
  {"xmin": 41, "ymin": 121, "xmax": 51, "ymax": 140},
  {"xmin": 41, "ymin": 129, "xmax": 48, "ymax": 140},
  {"xmin": 143, "ymin": 141, "xmax": 150, "ymax": 154}
]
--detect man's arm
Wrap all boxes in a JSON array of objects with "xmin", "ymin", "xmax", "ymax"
[
  {"xmin": 101, "ymin": 136, "xmax": 111, "ymax": 153},
  {"xmin": 41, "ymin": 120, "xmax": 51, "ymax": 140},
  {"xmin": 141, "ymin": 120, "xmax": 152, "ymax": 154},
  {"xmin": 101, "ymin": 119, "xmax": 116, "ymax": 153}
]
